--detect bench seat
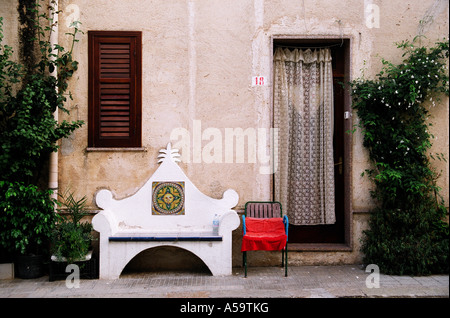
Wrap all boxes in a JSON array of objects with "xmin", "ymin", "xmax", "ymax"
[{"xmin": 109, "ymin": 233, "xmax": 223, "ymax": 242}]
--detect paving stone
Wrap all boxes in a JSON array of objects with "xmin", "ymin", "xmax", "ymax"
[{"xmin": 0, "ymin": 265, "xmax": 448, "ymax": 298}]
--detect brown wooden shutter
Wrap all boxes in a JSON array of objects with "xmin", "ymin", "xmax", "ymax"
[{"xmin": 88, "ymin": 31, "xmax": 142, "ymax": 147}]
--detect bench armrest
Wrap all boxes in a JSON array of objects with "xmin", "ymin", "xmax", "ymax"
[
  {"xmin": 92, "ymin": 210, "xmax": 118, "ymax": 237},
  {"xmin": 218, "ymin": 210, "xmax": 240, "ymax": 235}
]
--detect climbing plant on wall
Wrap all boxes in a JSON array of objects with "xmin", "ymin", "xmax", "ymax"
[
  {"xmin": 0, "ymin": 1, "xmax": 83, "ymax": 258},
  {"xmin": 0, "ymin": 1, "xmax": 83, "ymax": 186},
  {"xmin": 350, "ymin": 38, "xmax": 449, "ymax": 275}
]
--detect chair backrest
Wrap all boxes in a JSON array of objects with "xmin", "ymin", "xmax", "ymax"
[{"xmin": 245, "ymin": 201, "xmax": 282, "ymax": 218}]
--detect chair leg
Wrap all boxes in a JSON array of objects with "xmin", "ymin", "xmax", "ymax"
[
  {"xmin": 284, "ymin": 244, "xmax": 288, "ymax": 277},
  {"xmin": 243, "ymin": 251, "xmax": 247, "ymax": 278}
]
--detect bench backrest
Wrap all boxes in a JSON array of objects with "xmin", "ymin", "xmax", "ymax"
[{"xmin": 95, "ymin": 144, "xmax": 239, "ymax": 234}]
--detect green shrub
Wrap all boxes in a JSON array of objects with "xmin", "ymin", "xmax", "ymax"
[
  {"xmin": 0, "ymin": 181, "xmax": 58, "ymax": 255},
  {"xmin": 350, "ymin": 38, "xmax": 449, "ymax": 275}
]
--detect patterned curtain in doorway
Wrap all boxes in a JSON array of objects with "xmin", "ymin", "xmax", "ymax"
[{"xmin": 273, "ymin": 47, "xmax": 335, "ymax": 225}]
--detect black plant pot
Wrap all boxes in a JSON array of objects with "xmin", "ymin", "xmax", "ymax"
[{"xmin": 15, "ymin": 254, "xmax": 44, "ymax": 279}]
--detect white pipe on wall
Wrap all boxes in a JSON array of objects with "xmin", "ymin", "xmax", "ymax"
[{"xmin": 48, "ymin": 0, "xmax": 59, "ymax": 204}]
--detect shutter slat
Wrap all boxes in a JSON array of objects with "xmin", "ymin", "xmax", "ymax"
[
  {"xmin": 100, "ymin": 54, "xmax": 130, "ymax": 59},
  {"xmin": 101, "ymin": 101, "xmax": 130, "ymax": 106},
  {"xmin": 100, "ymin": 122, "xmax": 130, "ymax": 127},
  {"xmin": 100, "ymin": 44, "xmax": 130, "ymax": 49},
  {"xmin": 101, "ymin": 83, "xmax": 130, "ymax": 89},
  {"xmin": 101, "ymin": 89, "xmax": 130, "ymax": 94},
  {"xmin": 101, "ymin": 95, "xmax": 130, "ymax": 100}
]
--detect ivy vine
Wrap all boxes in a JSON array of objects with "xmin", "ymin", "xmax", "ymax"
[
  {"xmin": 0, "ymin": 0, "xmax": 83, "ymax": 186},
  {"xmin": 0, "ymin": 0, "xmax": 83, "ymax": 256},
  {"xmin": 350, "ymin": 38, "xmax": 449, "ymax": 275}
]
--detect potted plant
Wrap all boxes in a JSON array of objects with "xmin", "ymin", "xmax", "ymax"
[
  {"xmin": 49, "ymin": 190, "xmax": 97, "ymax": 281},
  {"xmin": 0, "ymin": 181, "xmax": 58, "ymax": 279}
]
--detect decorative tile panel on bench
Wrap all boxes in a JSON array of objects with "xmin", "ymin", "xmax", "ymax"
[{"xmin": 92, "ymin": 143, "xmax": 240, "ymax": 279}]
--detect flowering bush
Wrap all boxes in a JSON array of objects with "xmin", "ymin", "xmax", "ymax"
[{"xmin": 350, "ymin": 38, "xmax": 449, "ymax": 275}]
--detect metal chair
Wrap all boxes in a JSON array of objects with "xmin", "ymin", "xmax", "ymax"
[{"xmin": 241, "ymin": 201, "xmax": 288, "ymax": 277}]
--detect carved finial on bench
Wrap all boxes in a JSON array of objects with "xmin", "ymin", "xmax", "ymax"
[{"xmin": 157, "ymin": 143, "xmax": 181, "ymax": 164}]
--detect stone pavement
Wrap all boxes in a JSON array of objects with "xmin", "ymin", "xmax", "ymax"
[{"xmin": 0, "ymin": 265, "xmax": 448, "ymax": 299}]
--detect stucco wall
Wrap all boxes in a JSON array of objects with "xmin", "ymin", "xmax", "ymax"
[
  {"xmin": 2, "ymin": 0, "xmax": 448, "ymax": 271},
  {"xmin": 0, "ymin": 1, "xmax": 20, "ymax": 68}
]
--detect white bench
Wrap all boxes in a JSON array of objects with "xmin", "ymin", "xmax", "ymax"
[{"xmin": 92, "ymin": 144, "xmax": 240, "ymax": 279}]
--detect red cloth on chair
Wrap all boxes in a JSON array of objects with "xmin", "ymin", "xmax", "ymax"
[{"xmin": 241, "ymin": 217, "xmax": 287, "ymax": 252}]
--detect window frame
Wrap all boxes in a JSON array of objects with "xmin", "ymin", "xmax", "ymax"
[{"xmin": 88, "ymin": 31, "xmax": 142, "ymax": 148}]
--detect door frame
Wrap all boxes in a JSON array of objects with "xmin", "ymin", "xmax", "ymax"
[{"xmin": 269, "ymin": 35, "xmax": 353, "ymax": 251}]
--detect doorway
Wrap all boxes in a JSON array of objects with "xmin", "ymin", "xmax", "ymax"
[{"xmin": 272, "ymin": 38, "xmax": 351, "ymax": 244}]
